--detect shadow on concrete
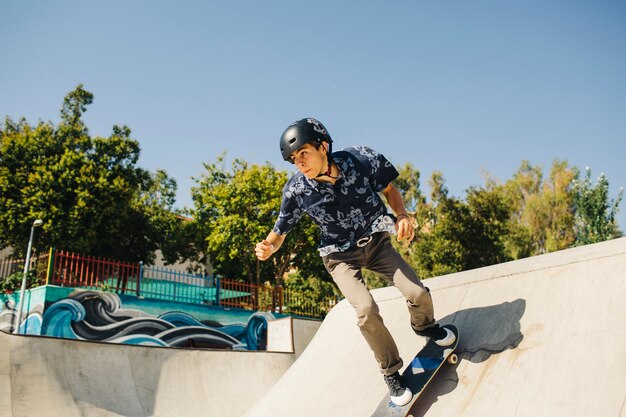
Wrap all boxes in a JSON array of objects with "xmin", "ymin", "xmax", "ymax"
[{"xmin": 406, "ymin": 298, "xmax": 527, "ymax": 417}]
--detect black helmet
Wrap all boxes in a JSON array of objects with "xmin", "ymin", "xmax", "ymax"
[{"xmin": 279, "ymin": 118, "xmax": 333, "ymax": 163}]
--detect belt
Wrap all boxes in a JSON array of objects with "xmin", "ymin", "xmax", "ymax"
[{"xmin": 356, "ymin": 235, "xmax": 373, "ymax": 248}]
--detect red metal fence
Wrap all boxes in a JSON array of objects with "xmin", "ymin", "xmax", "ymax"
[
  {"xmin": 48, "ymin": 250, "xmax": 140, "ymax": 294},
  {"xmin": 217, "ymin": 280, "xmax": 337, "ymax": 317},
  {"xmin": 218, "ymin": 280, "xmax": 283, "ymax": 311}
]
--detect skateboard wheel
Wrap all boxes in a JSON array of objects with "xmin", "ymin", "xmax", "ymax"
[{"xmin": 448, "ymin": 354, "xmax": 458, "ymax": 365}]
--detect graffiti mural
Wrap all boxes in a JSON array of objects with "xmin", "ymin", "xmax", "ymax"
[
  {"xmin": 0, "ymin": 288, "xmax": 46, "ymax": 334},
  {"xmin": 0, "ymin": 299, "xmax": 17, "ymax": 333},
  {"xmin": 37, "ymin": 290, "xmax": 275, "ymax": 350}
]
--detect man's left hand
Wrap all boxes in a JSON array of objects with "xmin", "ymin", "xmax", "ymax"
[{"xmin": 396, "ymin": 217, "xmax": 415, "ymax": 242}]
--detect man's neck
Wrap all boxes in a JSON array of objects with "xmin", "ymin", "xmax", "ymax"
[{"xmin": 315, "ymin": 162, "xmax": 339, "ymax": 184}]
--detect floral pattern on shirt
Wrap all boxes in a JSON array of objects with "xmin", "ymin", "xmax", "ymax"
[{"xmin": 273, "ymin": 146, "xmax": 399, "ymax": 256}]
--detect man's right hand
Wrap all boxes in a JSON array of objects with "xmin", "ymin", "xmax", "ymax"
[{"xmin": 255, "ymin": 240, "xmax": 274, "ymax": 261}]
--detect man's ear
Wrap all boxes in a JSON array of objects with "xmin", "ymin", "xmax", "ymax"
[{"xmin": 322, "ymin": 141, "xmax": 329, "ymax": 153}]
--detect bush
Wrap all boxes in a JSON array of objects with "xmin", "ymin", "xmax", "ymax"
[{"xmin": 0, "ymin": 270, "xmax": 42, "ymax": 294}]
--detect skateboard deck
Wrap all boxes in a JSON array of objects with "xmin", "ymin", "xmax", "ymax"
[{"xmin": 371, "ymin": 324, "xmax": 459, "ymax": 417}]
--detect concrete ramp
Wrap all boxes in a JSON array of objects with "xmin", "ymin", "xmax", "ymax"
[
  {"xmin": 245, "ymin": 238, "xmax": 626, "ymax": 417},
  {"xmin": 0, "ymin": 330, "xmax": 295, "ymax": 417}
]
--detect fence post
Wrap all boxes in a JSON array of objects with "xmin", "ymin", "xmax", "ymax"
[
  {"xmin": 138, "ymin": 261, "xmax": 143, "ymax": 297},
  {"xmin": 215, "ymin": 276, "xmax": 221, "ymax": 307},
  {"xmin": 45, "ymin": 247, "xmax": 55, "ymax": 285},
  {"xmin": 271, "ymin": 286, "xmax": 277, "ymax": 313},
  {"xmin": 254, "ymin": 286, "xmax": 259, "ymax": 310}
]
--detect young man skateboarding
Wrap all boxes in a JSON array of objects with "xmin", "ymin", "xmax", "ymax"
[{"xmin": 255, "ymin": 118, "xmax": 455, "ymax": 406}]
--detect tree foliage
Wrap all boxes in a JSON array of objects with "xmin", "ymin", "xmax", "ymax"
[
  {"xmin": 572, "ymin": 168, "xmax": 623, "ymax": 245},
  {"xmin": 0, "ymin": 85, "xmax": 181, "ymax": 262},
  {"xmin": 385, "ymin": 159, "xmax": 621, "ymax": 281},
  {"xmin": 502, "ymin": 160, "xmax": 578, "ymax": 257},
  {"xmin": 410, "ymin": 171, "xmax": 511, "ymax": 278},
  {"xmin": 284, "ymin": 271, "xmax": 340, "ymax": 316}
]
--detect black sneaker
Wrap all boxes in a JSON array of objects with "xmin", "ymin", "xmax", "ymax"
[
  {"xmin": 383, "ymin": 372, "xmax": 412, "ymax": 406},
  {"xmin": 415, "ymin": 324, "xmax": 456, "ymax": 347}
]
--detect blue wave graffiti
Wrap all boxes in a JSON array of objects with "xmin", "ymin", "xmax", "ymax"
[{"xmin": 41, "ymin": 290, "xmax": 274, "ymax": 350}]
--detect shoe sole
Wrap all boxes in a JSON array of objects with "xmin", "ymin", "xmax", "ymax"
[{"xmin": 390, "ymin": 387, "xmax": 412, "ymax": 406}]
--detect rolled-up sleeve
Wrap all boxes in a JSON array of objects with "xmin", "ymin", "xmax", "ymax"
[{"xmin": 272, "ymin": 184, "xmax": 304, "ymax": 235}]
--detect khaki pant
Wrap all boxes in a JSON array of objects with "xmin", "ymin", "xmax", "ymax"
[{"xmin": 322, "ymin": 232, "xmax": 435, "ymax": 376}]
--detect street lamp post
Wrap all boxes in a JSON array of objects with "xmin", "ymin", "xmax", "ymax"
[{"xmin": 14, "ymin": 219, "xmax": 43, "ymax": 334}]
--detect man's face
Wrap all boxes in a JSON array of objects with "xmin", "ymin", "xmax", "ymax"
[{"xmin": 290, "ymin": 142, "xmax": 327, "ymax": 179}]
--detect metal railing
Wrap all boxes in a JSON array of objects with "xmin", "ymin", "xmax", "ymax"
[
  {"xmin": 282, "ymin": 290, "xmax": 338, "ymax": 319},
  {"xmin": 218, "ymin": 279, "xmax": 280, "ymax": 311},
  {"xmin": 49, "ymin": 250, "xmax": 140, "ymax": 294},
  {"xmin": 139, "ymin": 264, "xmax": 217, "ymax": 305},
  {"xmin": 0, "ymin": 258, "xmax": 22, "ymax": 280}
]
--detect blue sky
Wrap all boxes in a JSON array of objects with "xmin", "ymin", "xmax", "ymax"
[{"xmin": 2, "ymin": 1, "xmax": 625, "ymax": 230}]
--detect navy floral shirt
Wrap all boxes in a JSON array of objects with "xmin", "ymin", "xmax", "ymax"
[{"xmin": 273, "ymin": 146, "xmax": 399, "ymax": 256}]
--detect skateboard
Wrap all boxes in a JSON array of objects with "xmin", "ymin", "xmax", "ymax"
[{"xmin": 371, "ymin": 324, "xmax": 459, "ymax": 417}]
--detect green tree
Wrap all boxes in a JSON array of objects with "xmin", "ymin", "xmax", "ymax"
[
  {"xmin": 189, "ymin": 155, "xmax": 325, "ymax": 286},
  {"xmin": 572, "ymin": 168, "xmax": 623, "ymax": 245},
  {"xmin": 131, "ymin": 169, "xmax": 183, "ymax": 264},
  {"xmin": 412, "ymin": 172, "xmax": 473, "ymax": 277},
  {"xmin": 465, "ymin": 183, "xmax": 512, "ymax": 266},
  {"xmin": 393, "ymin": 162, "xmax": 426, "ymax": 213},
  {"xmin": 541, "ymin": 160, "xmax": 577, "ymax": 251},
  {"xmin": 284, "ymin": 271, "xmax": 339, "ymax": 317},
  {"xmin": 502, "ymin": 160, "xmax": 578, "ymax": 257},
  {"xmin": 0, "ymin": 85, "xmax": 180, "ymax": 262},
  {"xmin": 412, "ymin": 172, "xmax": 512, "ymax": 278},
  {"xmin": 502, "ymin": 161, "xmax": 543, "ymax": 258},
  {"xmin": 60, "ymin": 84, "xmax": 94, "ymax": 127}
]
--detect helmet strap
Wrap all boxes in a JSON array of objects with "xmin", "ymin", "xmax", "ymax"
[{"xmin": 316, "ymin": 143, "xmax": 338, "ymax": 179}]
